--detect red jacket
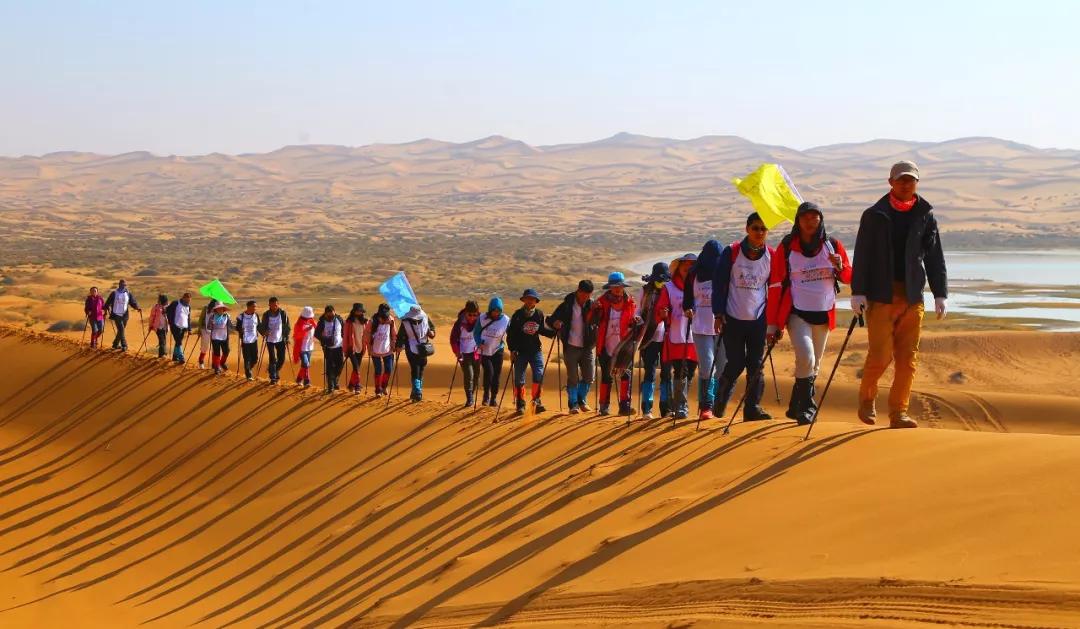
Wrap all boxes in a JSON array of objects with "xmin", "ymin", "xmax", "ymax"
[
  {"xmin": 766, "ymin": 237, "xmax": 853, "ymax": 331},
  {"xmin": 589, "ymin": 292, "xmax": 637, "ymax": 355},
  {"xmin": 654, "ymin": 274, "xmax": 697, "ymax": 363}
]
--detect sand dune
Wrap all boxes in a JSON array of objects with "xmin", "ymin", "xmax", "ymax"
[{"xmin": 1, "ymin": 326, "xmax": 1079, "ymax": 627}]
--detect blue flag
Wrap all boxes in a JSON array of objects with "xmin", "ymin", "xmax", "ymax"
[{"xmin": 378, "ymin": 271, "xmax": 420, "ymax": 318}]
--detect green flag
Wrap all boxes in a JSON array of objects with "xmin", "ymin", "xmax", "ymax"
[
  {"xmin": 731, "ymin": 163, "xmax": 803, "ymax": 229},
  {"xmin": 198, "ymin": 279, "xmax": 236, "ymax": 305}
]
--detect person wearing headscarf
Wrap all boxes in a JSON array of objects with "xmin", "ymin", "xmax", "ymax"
[
  {"xmin": 395, "ymin": 303, "xmax": 436, "ymax": 402},
  {"xmin": 343, "ymin": 303, "xmax": 369, "ymax": 394},
  {"xmin": 450, "ymin": 300, "xmax": 482, "ymax": 407},
  {"xmin": 292, "ymin": 306, "xmax": 317, "ymax": 388},
  {"xmin": 654, "ymin": 253, "xmax": 698, "ymax": 420},
  {"xmin": 682, "ymin": 240, "xmax": 726, "ymax": 421},
  {"xmin": 767, "ymin": 201, "xmax": 853, "ymax": 425},
  {"xmin": 473, "ymin": 297, "xmax": 510, "ymax": 406},
  {"xmin": 367, "ymin": 304, "xmax": 397, "ymax": 396}
]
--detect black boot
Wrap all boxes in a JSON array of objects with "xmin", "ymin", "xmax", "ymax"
[
  {"xmin": 797, "ymin": 376, "xmax": 818, "ymax": 426},
  {"xmin": 743, "ymin": 370, "xmax": 772, "ymax": 421},
  {"xmin": 787, "ymin": 378, "xmax": 809, "ymax": 421},
  {"xmin": 711, "ymin": 376, "xmax": 735, "ymax": 418}
]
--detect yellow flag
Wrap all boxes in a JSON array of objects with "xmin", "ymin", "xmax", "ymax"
[{"xmin": 731, "ymin": 163, "xmax": 803, "ymax": 229}]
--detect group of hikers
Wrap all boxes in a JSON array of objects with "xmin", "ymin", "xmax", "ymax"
[{"xmin": 82, "ymin": 161, "xmax": 947, "ymax": 428}]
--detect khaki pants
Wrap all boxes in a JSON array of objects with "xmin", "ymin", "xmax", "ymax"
[{"xmin": 859, "ymin": 282, "xmax": 924, "ymax": 415}]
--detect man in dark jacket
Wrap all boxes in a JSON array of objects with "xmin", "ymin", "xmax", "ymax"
[
  {"xmin": 546, "ymin": 280, "xmax": 597, "ymax": 414},
  {"xmin": 258, "ymin": 297, "xmax": 291, "ymax": 385},
  {"xmin": 103, "ymin": 279, "xmax": 142, "ymax": 351},
  {"xmin": 508, "ymin": 288, "xmax": 556, "ymax": 414},
  {"xmin": 165, "ymin": 292, "xmax": 192, "ymax": 363},
  {"xmin": 851, "ymin": 160, "xmax": 948, "ymax": 429}
]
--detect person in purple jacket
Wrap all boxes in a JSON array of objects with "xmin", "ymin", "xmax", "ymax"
[{"xmin": 84, "ymin": 286, "xmax": 106, "ymax": 348}]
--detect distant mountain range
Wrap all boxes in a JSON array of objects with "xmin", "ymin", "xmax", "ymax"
[{"xmin": 2, "ymin": 133, "xmax": 1078, "ymax": 247}]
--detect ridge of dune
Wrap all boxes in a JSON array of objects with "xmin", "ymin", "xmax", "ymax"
[{"xmin": 1, "ymin": 326, "xmax": 1079, "ymax": 627}]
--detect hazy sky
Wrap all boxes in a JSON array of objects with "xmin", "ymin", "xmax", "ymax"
[{"xmin": 2, "ymin": 0, "xmax": 1078, "ymax": 156}]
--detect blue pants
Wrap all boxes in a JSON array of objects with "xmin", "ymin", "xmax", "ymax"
[
  {"xmin": 300, "ymin": 351, "xmax": 312, "ymax": 369},
  {"xmin": 513, "ymin": 350, "xmax": 545, "ymax": 388},
  {"xmin": 372, "ymin": 354, "xmax": 393, "ymax": 375}
]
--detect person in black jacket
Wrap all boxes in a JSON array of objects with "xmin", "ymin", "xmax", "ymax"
[
  {"xmin": 258, "ymin": 297, "xmax": 291, "ymax": 385},
  {"xmin": 546, "ymin": 280, "xmax": 596, "ymax": 414},
  {"xmin": 508, "ymin": 288, "xmax": 556, "ymax": 415},
  {"xmin": 314, "ymin": 305, "xmax": 345, "ymax": 393},
  {"xmin": 103, "ymin": 279, "xmax": 142, "ymax": 351},
  {"xmin": 851, "ymin": 160, "xmax": 948, "ymax": 429},
  {"xmin": 165, "ymin": 292, "xmax": 192, "ymax": 363},
  {"xmin": 236, "ymin": 300, "xmax": 261, "ymax": 380}
]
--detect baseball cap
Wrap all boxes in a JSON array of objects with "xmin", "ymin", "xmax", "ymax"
[{"xmin": 890, "ymin": 160, "xmax": 920, "ymax": 181}]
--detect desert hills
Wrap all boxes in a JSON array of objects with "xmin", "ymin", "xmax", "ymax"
[{"xmin": 2, "ymin": 326, "xmax": 1080, "ymax": 627}]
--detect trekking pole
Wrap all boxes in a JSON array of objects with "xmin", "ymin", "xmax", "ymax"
[
  {"xmin": 804, "ymin": 313, "xmax": 864, "ymax": 440},
  {"xmin": 696, "ymin": 334, "xmax": 725, "ymax": 431},
  {"xmin": 81, "ymin": 315, "xmax": 90, "ymax": 345},
  {"xmin": 184, "ymin": 331, "xmax": 198, "ymax": 366},
  {"xmin": 286, "ymin": 342, "xmax": 297, "ymax": 381},
  {"xmin": 556, "ymin": 336, "xmax": 563, "ymax": 411},
  {"xmin": 472, "ymin": 361, "xmax": 481, "ymax": 409},
  {"xmin": 493, "ymin": 354, "xmax": 515, "ymax": 423},
  {"xmin": 542, "ymin": 335, "xmax": 558, "ymax": 399},
  {"xmin": 768, "ymin": 351, "xmax": 781, "ymax": 404},
  {"xmin": 594, "ymin": 355, "xmax": 600, "ymax": 412},
  {"xmin": 721, "ymin": 341, "xmax": 777, "ymax": 435},
  {"xmin": 628, "ymin": 349, "xmax": 637, "ymax": 428},
  {"xmin": 136, "ymin": 325, "xmax": 152, "ymax": 355},
  {"xmin": 446, "ymin": 356, "xmax": 459, "ymax": 404},
  {"xmin": 255, "ymin": 338, "xmax": 267, "ymax": 379},
  {"xmin": 385, "ymin": 351, "xmax": 401, "ymax": 408},
  {"xmin": 363, "ymin": 349, "xmax": 372, "ymax": 395},
  {"xmin": 674, "ymin": 311, "xmax": 692, "ymax": 428}
]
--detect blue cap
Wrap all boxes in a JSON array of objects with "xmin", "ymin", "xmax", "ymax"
[
  {"xmin": 520, "ymin": 288, "xmax": 541, "ymax": 302},
  {"xmin": 603, "ymin": 271, "xmax": 629, "ymax": 289}
]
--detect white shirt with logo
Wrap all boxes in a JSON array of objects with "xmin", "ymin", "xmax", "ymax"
[{"xmin": 726, "ymin": 248, "xmax": 771, "ymax": 321}]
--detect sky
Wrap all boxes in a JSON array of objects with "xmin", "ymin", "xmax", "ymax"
[{"xmin": 2, "ymin": 0, "xmax": 1078, "ymax": 156}]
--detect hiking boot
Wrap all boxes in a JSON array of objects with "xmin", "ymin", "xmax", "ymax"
[
  {"xmin": 598, "ymin": 405, "xmax": 610, "ymax": 416},
  {"xmin": 858, "ymin": 400, "xmax": 877, "ymax": 425},
  {"xmin": 698, "ymin": 408, "xmax": 714, "ymax": 421},
  {"xmin": 516, "ymin": 398, "xmax": 526, "ymax": 414},
  {"xmin": 711, "ymin": 377, "xmax": 735, "ymax": 418},
  {"xmin": 533, "ymin": 399, "xmax": 546, "ymax": 413},
  {"xmin": 674, "ymin": 407, "xmax": 689, "ymax": 420},
  {"xmin": 889, "ymin": 411, "xmax": 918, "ymax": 429},
  {"xmin": 568, "ymin": 406, "xmax": 580, "ymax": 415},
  {"xmin": 642, "ymin": 411, "xmax": 655, "ymax": 420},
  {"xmin": 246, "ymin": 375, "xmax": 254, "ymax": 382},
  {"xmin": 744, "ymin": 406, "xmax": 772, "ymax": 421},
  {"xmin": 618, "ymin": 400, "xmax": 632, "ymax": 416},
  {"xmin": 659, "ymin": 400, "xmax": 671, "ymax": 418},
  {"xmin": 578, "ymin": 402, "xmax": 592, "ymax": 413}
]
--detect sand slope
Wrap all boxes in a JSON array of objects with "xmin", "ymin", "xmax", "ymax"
[{"xmin": 1, "ymin": 327, "xmax": 1080, "ymax": 628}]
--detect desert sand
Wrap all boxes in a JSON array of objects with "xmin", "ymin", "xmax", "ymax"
[{"xmin": 2, "ymin": 324, "xmax": 1080, "ymax": 627}]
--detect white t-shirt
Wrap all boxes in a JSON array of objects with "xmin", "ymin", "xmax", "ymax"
[
  {"xmin": 173, "ymin": 303, "xmax": 190, "ymax": 328},
  {"xmin": 726, "ymin": 248, "xmax": 771, "ymax": 321},
  {"xmin": 605, "ymin": 306, "xmax": 624, "ymax": 356},
  {"xmin": 210, "ymin": 313, "xmax": 231, "ymax": 341},
  {"xmin": 789, "ymin": 243, "xmax": 837, "ymax": 312},
  {"xmin": 568, "ymin": 301, "xmax": 585, "ymax": 348},
  {"xmin": 664, "ymin": 281, "xmax": 693, "ymax": 345},
  {"xmin": 691, "ymin": 278, "xmax": 715, "ymax": 335},
  {"xmin": 371, "ymin": 320, "xmax": 393, "ymax": 356},
  {"xmin": 237, "ymin": 312, "xmax": 259, "ymax": 344},
  {"xmin": 477, "ymin": 313, "xmax": 510, "ymax": 356},
  {"xmin": 265, "ymin": 311, "xmax": 285, "ymax": 343}
]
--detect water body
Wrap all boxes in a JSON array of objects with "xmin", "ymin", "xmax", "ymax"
[{"xmin": 626, "ymin": 250, "xmax": 1080, "ymax": 329}]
